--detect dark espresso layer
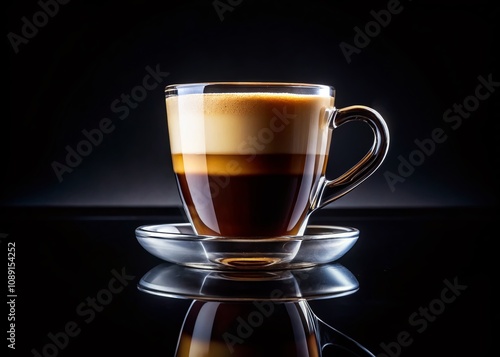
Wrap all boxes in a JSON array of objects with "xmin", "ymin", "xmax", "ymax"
[{"xmin": 173, "ymin": 153, "xmax": 327, "ymax": 237}]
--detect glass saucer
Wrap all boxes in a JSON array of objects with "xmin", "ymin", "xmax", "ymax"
[
  {"xmin": 138, "ymin": 263, "xmax": 359, "ymax": 301},
  {"xmin": 136, "ymin": 223, "xmax": 359, "ymax": 270}
]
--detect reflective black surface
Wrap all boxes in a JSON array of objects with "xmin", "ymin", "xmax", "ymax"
[{"xmin": 2, "ymin": 207, "xmax": 493, "ymax": 356}]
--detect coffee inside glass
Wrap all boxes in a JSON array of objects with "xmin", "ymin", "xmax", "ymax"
[{"xmin": 165, "ymin": 82, "xmax": 389, "ymax": 238}]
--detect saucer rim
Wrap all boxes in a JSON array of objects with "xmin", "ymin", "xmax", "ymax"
[
  {"xmin": 136, "ymin": 223, "xmax": 359, "ymax": 270},
  {"xmin": 135, "ymin": 223, "xmax": 359, "ymax": 242},
  {"xmin": 137, "ymin": 283, "xmax": 360, "ymax": 302}
]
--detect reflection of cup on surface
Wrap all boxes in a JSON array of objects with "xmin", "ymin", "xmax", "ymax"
[
  {"xmin": 137, "ymin": 262, "xmax": 359, "ymax": 300},
  {"xmin": 176, "ymin": 300, "xmax": 319, "ymax": 356},
  {"xmin": 165, "ymin": 82, "xmax": 389, "ymax": 238},
  {"xmin": 175, "ymin": 300, "xmax": 374, "ymax": 357},
  {"xmin": 138, "ymin": 263, "xmax": 374, "ymax": 356}
]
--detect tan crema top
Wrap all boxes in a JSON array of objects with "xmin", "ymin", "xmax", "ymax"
[{"xmin": 166, "ymin": 92, "xmax": 334, "ymax": 155}]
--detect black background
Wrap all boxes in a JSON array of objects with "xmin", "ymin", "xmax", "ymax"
[
  {"xmin": 5, "ymin": 0, "xmax": 499, "ymax": 208},
  {"xmin": 3, "ymin": 1, "xmax": 497, "ymax": 357}
]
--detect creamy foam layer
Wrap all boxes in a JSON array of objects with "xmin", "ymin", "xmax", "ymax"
[{"xmin": 165, "ymin": 92, "xmax": 334, "ymax": 155}]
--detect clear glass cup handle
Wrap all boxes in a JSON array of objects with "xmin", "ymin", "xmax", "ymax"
[
  {"xmin": 317, "ymin": 318, "xmax": 376, "ymax": 356},
  {"xmin": 311, "ymin": 105, "xmax": 390, "ymax": 211}
]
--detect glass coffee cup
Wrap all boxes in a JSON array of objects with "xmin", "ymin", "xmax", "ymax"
[{"xmin": 165, "ymin": 82, "xmax": 389, "ymax": 238}]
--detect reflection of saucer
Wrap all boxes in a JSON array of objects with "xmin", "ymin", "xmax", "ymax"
[
  {"xmin": 137, "ymin": 263, "xmax": 359, "ymax": 301},
  {"xmin": 136, "ymin": 223, "xmax": 359, "ymax": 270}
]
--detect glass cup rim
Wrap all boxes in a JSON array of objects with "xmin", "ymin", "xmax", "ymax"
[{"xmin": 164, "ymin": 82, "xmax": 334, "ymax": 98}]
